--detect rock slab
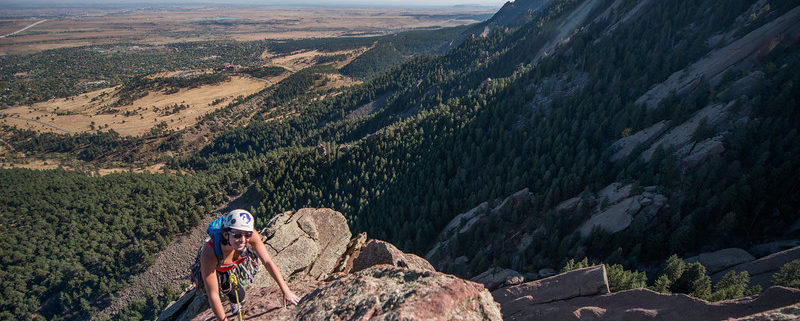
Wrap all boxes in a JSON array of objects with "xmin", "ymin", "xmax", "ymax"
[
  {"xmin": 296, "ymin": 265, "xmax": 502, "ymax": 321},
  {"xmin": 493, "ymin": 265, "xmax": 610, "ymax": 309},
  {"xmin": 712, "ymin": 246, "xmax": 800, "ymax": 288},
  {"xmin": 685, "ymin": 248, "xmax": 755, "ymax": 274},
  {"xmin": 254, "ymin": 208, "xmax": 351, "ymax": 287}
]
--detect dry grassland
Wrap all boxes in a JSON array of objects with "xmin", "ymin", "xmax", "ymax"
[
  {"xmin": 0, "ymin": 158, "xmax": 170, "ymax": 176},
  {"xmin": 0, "ymin": 76, "xmax": 268, "ymax": 136},
  {"xmin": 264, "ymin": 47, "xmax": 371, "ymax": 71},
  {"xmin": 0, "ymin": 6, "xmax": 492, "ymax": 55}
]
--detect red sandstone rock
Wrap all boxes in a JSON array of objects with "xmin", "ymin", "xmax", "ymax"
[
  {"xmin": 187, "ymin": 265, "xmax": 501, "ymax": 321},
  {"xmin": 350, "ymin": 239, "xmax": 435, "ymax": 273},
  {"xmin": 295, "ymin": 265, "xmax": 502, "ymax": 321}
]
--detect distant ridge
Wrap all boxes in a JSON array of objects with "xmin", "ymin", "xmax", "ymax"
[{"xmin": 449, "ymin": 0, "xmax": 552, "ymax": 48}]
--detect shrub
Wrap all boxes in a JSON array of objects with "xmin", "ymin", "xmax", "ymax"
[{"xmin": 772, "ymin": 259, "xmax": 800, "ymax": 289}]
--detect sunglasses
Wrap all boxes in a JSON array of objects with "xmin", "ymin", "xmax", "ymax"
[{"xmin": 231, "ymin": 232, "xmax": 253, "ymax": 239}]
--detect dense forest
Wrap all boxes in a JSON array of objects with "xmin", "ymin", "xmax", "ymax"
[{"xmin": 1, "ymin": 0, "xmax": 799, "ymax": 320}]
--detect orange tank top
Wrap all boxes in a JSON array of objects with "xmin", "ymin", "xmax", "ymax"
[{"xmin": 205, "ymin": 240, "xmax": 247, "ymax": 272}]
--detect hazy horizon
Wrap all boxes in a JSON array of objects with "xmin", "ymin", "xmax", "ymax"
[{"xmin": 1, "ymin": 0, "xmax": 508, "ymax": 9}]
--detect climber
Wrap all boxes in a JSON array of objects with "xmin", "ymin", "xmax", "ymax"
[{"xmin": 198, "ymin": 209, "xmax": 300, "ymax": 321}]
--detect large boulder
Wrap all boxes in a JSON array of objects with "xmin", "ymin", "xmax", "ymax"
[
  {"xmin": 295, "ymin": 265, "xmax": 502, "ymax": 321},
  {"xmin": 253, "ymin": 208, "xmax": 351, "ymax": 287},
  {"xmin": 350, "ymin": 239, "xmax": 435, "ymax": 273},
  {"xmin": 685, "ymin": 248, "xmax": 755, "ymax": 274}
]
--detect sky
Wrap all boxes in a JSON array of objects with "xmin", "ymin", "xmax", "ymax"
[{"xmin": 2, "ymin": 0, "xmax": 510, "ymax": 9}]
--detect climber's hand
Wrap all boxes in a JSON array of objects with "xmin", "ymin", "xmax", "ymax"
[{"xmin": 283, "ymin": 291, "xmax": 301, "ymax": 307}]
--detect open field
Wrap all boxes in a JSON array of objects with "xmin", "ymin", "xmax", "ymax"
[
  {"xmin": 0, "ymin": 6, "xmax": 493, "ymax": 55},
  {"xmin": 264, "ymin": 47, "xmax": 371, "ymax": 71},
  {"xmin": 0, "ymin": 75, "xmax": 268, "ymax": 136}
]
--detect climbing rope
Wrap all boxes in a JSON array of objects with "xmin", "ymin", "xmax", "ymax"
[{"xmin": 230, "ymin": 272, "xmax": 244, "ymax": 321}]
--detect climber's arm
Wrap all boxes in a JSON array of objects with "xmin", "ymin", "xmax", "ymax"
[
  {"xmin": 200, "ymin": 244, "xmax": 228, "ymax": 321},
  {"xmin": 249, "ymin": 229, "xmax": 301, "ymax": 306}
]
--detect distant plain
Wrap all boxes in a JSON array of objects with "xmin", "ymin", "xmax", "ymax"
[{"xmin": 0, "ymin": 6, "xmax": 493, "ymax": 55}]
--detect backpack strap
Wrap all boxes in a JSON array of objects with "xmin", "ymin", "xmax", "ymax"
[{"xmin": 207, "ymin": 217, "xmax": 226, "ymax": 266}]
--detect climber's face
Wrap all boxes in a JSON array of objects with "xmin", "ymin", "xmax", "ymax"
[{"xmin": 227, "ymin": 229, "xmax": 252, "ymax": 251}]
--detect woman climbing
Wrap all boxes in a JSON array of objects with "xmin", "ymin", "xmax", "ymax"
[{"xmin": 196, "ymin": 209, "xmax": 300, "ymax": 321}]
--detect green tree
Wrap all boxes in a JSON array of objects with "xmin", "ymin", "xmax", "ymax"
[
  {"xmin": 772, "ymin": 259, "xmax": 800, "ymax": 289},
  {"xmin": 674, "ymin": 262, "xmax": 712, "ymax": 300}
]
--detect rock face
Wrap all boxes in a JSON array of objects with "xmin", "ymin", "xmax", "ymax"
[
  {"xmin": 685, "ymin": 248, "xmax": 755, "ymax": 274},
  {"xmin": 494, "ymin": 265, "xmax": 800, "ymax": 321},
  {"xmin": 296, "ymin": 265, "xmax": 502, "ymax": 321},
  {"xmin": 253, "ymin": 208, "xmax": 351, "ymax": 287},
  {"xmin": 187, "ymin": 266, "xmax": 502, "ymax": 321}
]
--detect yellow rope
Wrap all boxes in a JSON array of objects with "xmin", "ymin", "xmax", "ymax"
[{"xmin": 230, "ymin": 273, "xmax": 244, "ymax": 321}]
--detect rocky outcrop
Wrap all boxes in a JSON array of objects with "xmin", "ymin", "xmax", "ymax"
[
  {"xmin": 187, "ymin": 266, "xmax": 502, "ymax": 321},
  {"xmin": 493, "ymin": 265, "xmax": 610, "ymax": 309},
  {"xmin": 253, "ymin": 208, "xmax": 351, "ymax": 287},
  {"xmin": 610, "ymin": 120, "xmax": 669, "ymax": 162},
  {"xmin": 711, "ymin": 246, "xmax": 800, "ymax": 288},
  {"xmin": 350, "ymin": 239, "xmax": 434, "ymax": 273},
  {"xmin": 453, "ymin": 0, "xmax": 551, "ymax": 49},
  {"xmin": 297, "ymin": 266, "xmax": 502, "ymax": 321},
  {"xmin": 717, "ymin": 71, "xmax": 766, "ymax": 101},
  {"xmin": 494, "ymin": 265, "xmax": 800, "ymax": 321},
  {"xmin": 679, "ymin": 135, "xmax": 726, "ymax": 169},
  {"xmin": 576, "ymin": 183, "xmax": 667, "ymax": 238},
  {"xmin": 640, "ymin": 101, "xmax": 736, "ymax": 162},
  {"xmin": 471, "ymin": 267, "xmax": 525, "ymax": 291},
  {"xmin": 685, "ymin": 248, "xmax": 756, "ymax": 274},
  {"xmin": 635, "ymin": 6, "xmax": 800, "ymax": 109},
  {"xmin": 426, "ymin": 188, "xmax": 534, "ymax": 269}
]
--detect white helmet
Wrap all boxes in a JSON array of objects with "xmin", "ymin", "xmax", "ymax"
[{"xmin": 224, "ymin": 209, "xmax": 255, "ymax": 232}]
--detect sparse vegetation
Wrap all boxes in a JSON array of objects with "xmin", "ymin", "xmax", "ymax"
[{"xmin": 772, "ymin": 259, "xmax": 800, "ymax": 289}]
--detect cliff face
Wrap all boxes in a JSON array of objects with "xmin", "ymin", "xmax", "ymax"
[{"xmin": 157, "ymin": 208, "xmax": 800, "ymax": 321}]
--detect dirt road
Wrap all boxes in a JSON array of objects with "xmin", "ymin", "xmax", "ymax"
[{"xmin": 0, "ymin": 19, "xmax": 47, "ymax": 39}]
